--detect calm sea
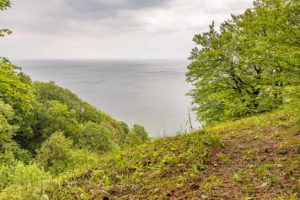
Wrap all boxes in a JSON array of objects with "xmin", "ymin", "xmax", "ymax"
[{"xmin": 14, "ymin": 59, "xmax": 198, "ymax": 137}]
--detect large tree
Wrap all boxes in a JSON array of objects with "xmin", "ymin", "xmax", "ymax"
[{"xmin": 187, "ymin": 0, "xmax": 300, "ymax": 125}]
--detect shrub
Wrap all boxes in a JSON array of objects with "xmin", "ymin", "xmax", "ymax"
[
  {"xmin": 77, "ymin": 122, "xmax": 115, "ymax": 153},
  {"xmin": 12, "ymin": 162, "xmax": 50, "ymax": 188},
  {"xmin": 125, "ymin": 124, "xmax": 149, "ymax": 147},
  {"xmin": 0, "ymin": 101, "xmax": 18, "ymax": 152},
  {"xmin": 0, "ymin": 152, "xmax": 17, "ymax": 190},
  {"xmin": 36, "ymin": 132, "xmax": 73, "ymax": 174}
]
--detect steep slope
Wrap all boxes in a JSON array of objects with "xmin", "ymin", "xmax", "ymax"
[{"xmin": 2, "ymin": 107, "xmax": 300, "ymax": 199}]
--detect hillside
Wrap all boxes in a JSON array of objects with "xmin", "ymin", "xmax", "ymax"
[
  {"xmin": 0, "ymin": 0, "xmax": 299, "ymax": 199},
  {"xmin": 2, "ymin": 107, "xmax": 298, "ymax": 199}
]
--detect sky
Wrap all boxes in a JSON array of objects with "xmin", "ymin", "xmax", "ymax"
[{"xmin": 0, "ymin": 0, "xmax": 253, "ymax": 60}]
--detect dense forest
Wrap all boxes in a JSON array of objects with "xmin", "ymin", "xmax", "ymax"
[{"xmin": 0, "ymin": 0, "xmax": 299, "ymax": 199}]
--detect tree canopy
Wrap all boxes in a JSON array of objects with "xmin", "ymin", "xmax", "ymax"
[
  {"xmin": 0, "ymin": 59, "xmax": 148, "ymax": 156},
  {"xmin": 187, "ymin": 0, "xmax": 300, "ymax": 125}
]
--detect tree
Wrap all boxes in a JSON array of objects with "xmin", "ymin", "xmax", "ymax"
[
  {"xmin": 77, "ymin": 122, "xmax": 115, "ymax": 153},
  {"xmin": 33, "ymin": 81, "xmax": 106, "ymax": 124},
  {"xmin": 42, "ymin": 100, "xmax": 79, "ymax": 139},
  {"xmin": 36, "ymin": 132, "xmax": 73, "ymax": 174},
  {"xmin": 125, "ymin": 124, "xmax": 149, "ymax": 147},
  {"xmin": 0, "ymin": 59, "xmax": 35, "ymax": 147},
  {"xmin": 187, "ymin": 0, "xmax": 300, "ymax": 125},
  {"xmin": 0, "ymin": 59, "xmax": 34, "ymax": 114},
  {"xmin": 120, "ymin": 121, "xmax": 130, "ymax": 135},
  {"xmin": 33, "ymin": 81, "xmax": 129, "ymax": 141}
]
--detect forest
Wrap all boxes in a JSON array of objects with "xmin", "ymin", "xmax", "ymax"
[{"xmin": 0, "ymin": 0, "xmax": 299, "ymax": 199}]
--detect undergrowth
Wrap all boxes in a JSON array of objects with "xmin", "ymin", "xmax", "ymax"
[{"xmin": 0, "ymin": 106, "xmax": 299, "ymax": 199}]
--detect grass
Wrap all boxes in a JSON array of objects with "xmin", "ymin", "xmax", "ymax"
[{"xmin": 1, "ymin": 106, "xmax": 300, "ymax": 199}]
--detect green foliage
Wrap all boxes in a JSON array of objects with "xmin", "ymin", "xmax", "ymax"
[
  {"xmin": 77, "ymin": 122, "xmax": 115, "ymax": 153},
  {"xmin": 0, "ymin": 59, "xmax": 32, "ymax": 110},
  {"xmin": 34, "ymin": 81, "xmax": 106, "ymax": 124},
  {"xmin": 0, "ymin": 28, "xmax": 12, "ymax": 38},
  {"xmin": 12, "ymin": 162, "xmax": 51, "ymax": 188},
  {"xmin": 25, "ymin": 130, "xmax": 221, "ymax": 199},
  {"xmin": 43, "ymin": 101, "xmax": 79, "ymax": 139},
  {"xmin": 0, "ymin": 161, "xmax": 51, "ymax": 200},
  {"xmin": 0, "ymin": 101, "xmax": 17, "ymax": 152},
  {"xmin": 13, "ymin": 149, "xmax": 32, "ymax": 165},
  {"xmin": 0, "ymin": 65, "xmax": 142, "ymax": 155},
  {"xmin": 35, "ymin": 131, "xmax": 101, "ymax": 175},
  {"xmin": 0, "ymin": 0, "xmax": 11, "ymax": 38},
  {"xmin": 187, "ymin": 0, "xmax": 300, "ymax": 125},
  {"xmin": 36, "ymin": 132, "xmax": 73, "ymax": 174},
  {"xmin": 32, "ymin": 81, "xmax": 129, "ymax": 149},
  {"xmin": 125, "ymin": 124, "xmax": 149, "ymax": 147},
  {"xmin": 120, "ymin": 121, "xmax": 130, "ymax": 135},
  {"xmin": 68, "ymin": 149, "xmax": 98, "ymax": 170},
  {"xmin": 132, "ymin": 124, "xmax": 149, "ymax": 142},
  {"xmin": 0, "ymin": 0, "xmax": 10, "ymax": 11},
  {"xmin": 0, "ymin": 150, "xmax": 33, "ymax": 191},
  {"xmin": 1, "ymin": 105, "xmax": 300, "ymax": 199},
  {"xmin": 0, "ymin": 58, "xmax": 35, "ymax": 147},
  {"xmin": 0, "ymin": 2, "xmax": 151, "ymax": 197},
  {"xmin": 0, "ymin": 152, "xmax": 17, "ymax": 190}
]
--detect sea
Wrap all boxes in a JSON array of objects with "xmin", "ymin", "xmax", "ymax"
[{"xmin": 14, "ymin": 59, "xmax": 198, "ymax": 137}]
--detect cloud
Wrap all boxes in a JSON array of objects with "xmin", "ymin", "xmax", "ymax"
[
  {"xmin": 63, "ymin": 0, "xmax": 172, "ymax": 17},
  {"xmin": 0, "ymin": 0, "xmax": 253, "ymax": 59}
]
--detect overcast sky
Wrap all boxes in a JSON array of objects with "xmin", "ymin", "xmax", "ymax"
[{"xmin": 0, "ymin": 0, "xmax": 253, "ymax": 59}]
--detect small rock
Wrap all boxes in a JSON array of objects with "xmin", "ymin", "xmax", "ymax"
[{"xmin": 201, "ymin": 195, "xmax": 208, "ymax": 199}]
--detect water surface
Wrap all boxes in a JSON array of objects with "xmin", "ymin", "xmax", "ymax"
[{"xmin": 14, "ymin": 59, "xmax": 198, "ymax": 137}]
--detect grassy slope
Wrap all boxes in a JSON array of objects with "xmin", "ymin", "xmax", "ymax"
[
  {"xmin": 46, "ymin": 107, "xmax": 300, "ymax": 200},
  {"xmin": 3, "ymin": 108, "xmax": 300, "ymax": 200}
]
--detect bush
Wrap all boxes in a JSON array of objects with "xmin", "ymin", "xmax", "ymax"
[
  {"xmin": 125, "ymin": 124, "xmax": 149, "ymax": 147},
  {"xmin": 77, "ymin": 122, "xmax": 115, "ymax": 154},
  {"xmin": 0, "ymin": 152, "xmax": 17, "ymax": 190},
  {"xmin": 36, "ymin": 132, "xmax": 73, "ymax": 174},
  {"xmin": 0, "ymin": 101, "xmax": 18, "ymax": 152},
  {"xmin": 68, "ymin": 149, "xmax": 98, "ymax": 172},
  {"xmin": 12, "ymin": 162, "xmax": 50, "ymax": 188}
]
